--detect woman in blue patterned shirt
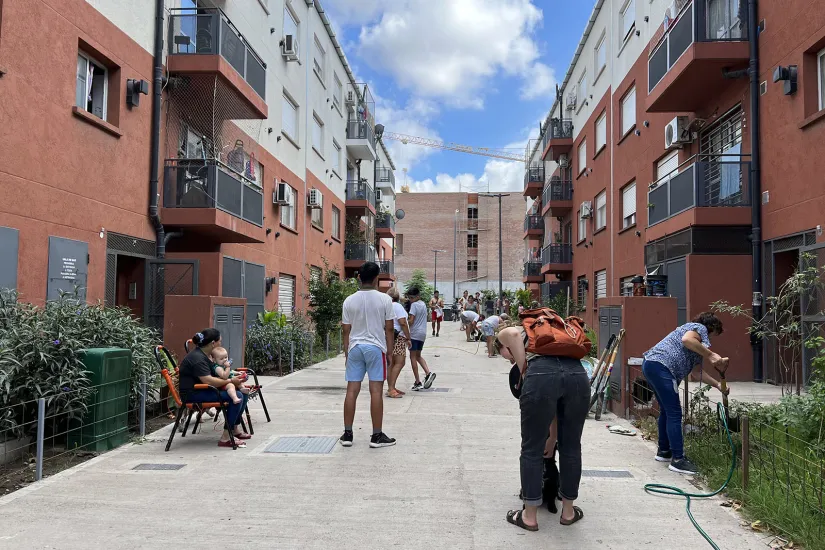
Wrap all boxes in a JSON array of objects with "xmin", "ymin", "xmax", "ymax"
[{"xmin": 642, "ymin": 312, "xmax": 729, "ymax": 475}]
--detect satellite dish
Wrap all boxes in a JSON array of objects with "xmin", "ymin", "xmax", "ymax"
[{"xmin": 395, "ymin": 209, "xmax": 406, "ymax": 220}]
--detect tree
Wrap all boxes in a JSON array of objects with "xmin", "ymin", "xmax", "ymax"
[
  {"xmin": 403, "ymin": 269, "xmax": 434, "ymax": 304},
  {"xmin": 304, "ymin": 259, "xmax": 359, "ymax": 340}
]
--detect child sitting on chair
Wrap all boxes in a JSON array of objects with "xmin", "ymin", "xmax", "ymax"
[{"xmin": 210, "ymin": 347, "xmax": 249, "ymax": 405}]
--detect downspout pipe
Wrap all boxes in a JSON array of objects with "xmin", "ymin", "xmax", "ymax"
[
  {"xmin": 748, "ymin": 0, "xmax": 763, "ymax": 382},
  {"xmin": 149, "ymin": 0, "xmax": 166, "ymax": 258}
]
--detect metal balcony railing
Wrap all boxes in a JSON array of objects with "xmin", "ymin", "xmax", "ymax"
[
  {"xmin": 647, "ymin": 154, "xmax": 751, "ymax": 227},
  {"xmin": 346, "ymin": 119, "xmax": 376, "ymax": 148},
  {"xmin": 541, "ymin": 281, "xmax": 573, "ymax": 303},
  {"xmin": 542, "ymin": 244, "xmax": 573, "ymax": 266},
  {"xmin": 542, "ymin": 179, "xmax": 573, "ymax": 204},
  {"xmin": 524, "ymin": 215, "xmax": 544, "ymax": 232},
  {"xmin": 163, "ymin": 158, "xmax": 264, "ymax": 226},
  {"xmin": 376, "ymin": 215, "xmax": 395, "ymax": 232},
  {"xmin": 648, "ymin": 0, "xmax": 749, "ymax": 93},
  {"xmin": 375, "ymin": 167, "xmax": 395, "ymax": 185},
  {"xmin": 345, "ymin": 243, "xmax": 377, "ymax": 262},
  {"xmin": 524, "ymin": 165, "xmax": 545, "ymax": 185},
  {"xmin": 378, "ymin": 260, "xmax": 394, "ymax": 276},
  {"xmin": 523, "ymin": 262, "xmax": 542, "ymax": 277},
  {"xmin": 168, "ymin": 8, "xmax": 267, "ymax": 98},
  {"xmin": 346, "ymin": 180, "xmax": 376, "ymax": 205},
  {"xmin": 541, "ymin": 118, "xmax": 574, "ymax": 152}
]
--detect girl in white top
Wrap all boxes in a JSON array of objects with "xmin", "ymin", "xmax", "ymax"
[{"xmin": 386, "ymin": 287, "xmax": 412, "ymax": 398}]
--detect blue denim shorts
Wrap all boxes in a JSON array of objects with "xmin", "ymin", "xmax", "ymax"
[
  {"xmin": 409, "ymin": 339, "xmax": 425, "ymax": 351},
  {"xmin": 345, "ymin": 344, "xmax": 386, "ymax": 382}
]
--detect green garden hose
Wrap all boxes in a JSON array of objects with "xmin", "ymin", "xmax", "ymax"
[{"xmin": 643, "ymin": 402, "xmax": 737, "ymax": 550}]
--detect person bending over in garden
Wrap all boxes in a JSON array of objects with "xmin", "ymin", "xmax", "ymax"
[
  {"xmin": 480, "ymin": 313, "xmax": 509, "ymax": 357},
  {"xmin": 179, "ymin": 328, "xmax": 250, "ymax": 448},
  {"xmin": 642, "ymin": 312, "xmax": 729, "ymax": 475},
  {"xmin": 209, "ymin": 346, "xmax": 249, "ymax": 405}
]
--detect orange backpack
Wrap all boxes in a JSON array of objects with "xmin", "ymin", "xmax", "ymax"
[{"xmin": 519, "ymin": 307, "xmax": 591, "ymax": 359}]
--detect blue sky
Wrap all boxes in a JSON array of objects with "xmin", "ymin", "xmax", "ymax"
[{"xmin": 325, "ymin": 0, "xmax": 594, "ymax": 193}]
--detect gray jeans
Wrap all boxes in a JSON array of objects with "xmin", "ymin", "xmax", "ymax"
[{"xmin": 520, "ymin": 355, "xmax": 590, "ymax": 506}]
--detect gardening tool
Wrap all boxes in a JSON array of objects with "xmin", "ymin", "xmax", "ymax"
[
  {"xmin": 592, "ymin": 329, "xmax": 625, "ymax": 419},
  {"xmin": 589, "ymin": 333, "xmax": 616, "ymax": 387},
  {"xmin": 713, "ymin": 358, "xmax": 740, "ymax": 433}
]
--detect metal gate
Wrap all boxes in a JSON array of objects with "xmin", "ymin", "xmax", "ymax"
[
  {"xmin": 144, "ymin": 260, "xmax": 199, "ymax": 336},
  {"xmin": 799, "ymin": 241, "xmax": 825, "ymax": 387}
]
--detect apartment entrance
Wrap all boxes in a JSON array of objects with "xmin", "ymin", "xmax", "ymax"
[{"xmin": 105, "ymin": 233, "xmax": 155, "ymax": 319}]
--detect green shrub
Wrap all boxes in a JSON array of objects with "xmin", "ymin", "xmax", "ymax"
[
  {"xmin": 304, "ymin": 260, "xmax": 358, "ymax": 340},
  {"xmin": 403, "ymin": 269, "xmax": 434, "ymax": 304},
  {"xmin": 245, "ymin": 313, "xmax": 317, "ymax": 373}
]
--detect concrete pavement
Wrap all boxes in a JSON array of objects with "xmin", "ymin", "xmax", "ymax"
[{"xmin": 0, "ymin": 324, "xmax": 767, "ymax": 549}]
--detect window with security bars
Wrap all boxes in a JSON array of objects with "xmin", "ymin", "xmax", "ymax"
[
  {"xmin": 620, "ymin": 276, "xmax": 634, "ymax": 297},
  {"xmin": 467, "ymin": 206, "xmax": 478, "ymax": 219},
  {"xmin": 595, "ymin": 270, "xmax": 607, "ymax": 306},
  {"xmin": 467, "ymin": 234, "xmax": 478, "ymax": 248},
  {"xmin": 577, "ymin": 275, "xmax": 587, "ymax": 306},
  {"xmin": 699, "ymin": 106, "xmax": 744, "ymax": 206},
  {"xmin": 467, "ymin": 260, "xmax": 478, "ymax": 272},
  {"xmin": 622, "ymin": 182, "xmax": 636, "ymax": 228}
]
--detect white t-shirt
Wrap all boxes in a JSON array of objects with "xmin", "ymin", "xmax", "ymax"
[
  {"xmin": 392, "ymin": 302, "xmax": 408, "ymax": 333},
  {"xmin": 483, "ymin": 315, "xmax": 501, "ymax": 329},
  {"xmin": 461, "ymin": 310, "xmax": 479, "ymax": 323},
  {"xmin": 342, "ymin": 290, "xmax": 395, "ymax": 352},
  {"xmin": 409, "ymin": 300, "xmax": 429, "ymax": 341}
]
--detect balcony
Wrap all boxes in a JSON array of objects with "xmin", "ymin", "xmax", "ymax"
[
  {"xmin": 378, "ymin": 260, "xmax": 395, "ymax": 280},
  {"xmin": 375, "ymin": 167, "xmax": 395, "ymax": 187},
  {"xmin": 541, "ymin": 118, "xmax": 574, "ymax": 162},
  {"xmin": 646, "ymin": 0, "xmax": 749, "ymax": 112},
  {"xmin": 541, "ymin": 281, "xmax": 573, "ymax": 304},
  {"xmin": 541, "ymin": 178, "xmax": 574, "ymax": 217},
  {"xmin": 523, "ymin": 164, "xmax": 545, "ymax": 199},
  {"xmin": 344, "ymin": 243, "xmax": 377, "ymax": 269},
  {"xmin": 376, "ymin": 214, "xmax": 396, "ymax": 237},
  {"xmin": 647, "ymin": 155, "xmax": 751, "ymax": 241},
  {"xmin": 523, "ymin": 261, "xmax": 543, "ymax": 283},
  {"xmin": 162, "ymin": 158, "xmax": 265, "ymax": 243},
  {"xmin": 345, "ymin": 82, "xmax": 377, "ymax": 160},
  {"xmin": 167, "ymin": 8, "xmax": 267, "ymax": 119},
  {"xmin": 346, "ymin": 180, "xmax": 376, "ymax": 213},
  {"xmin": 524, "ymin": 215, "xmax": 544, "ymax": 238},
  {"xmin": 541, "ymin": 244, "xmax": 573, "ymax": 274}
]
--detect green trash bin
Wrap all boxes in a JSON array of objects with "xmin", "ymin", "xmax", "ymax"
[{"xmin": 67, "ymin": 348, "xmax": 132, "ymax": 452}]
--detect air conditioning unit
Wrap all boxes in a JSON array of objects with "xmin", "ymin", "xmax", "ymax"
[
  {"xmin": 307, "ymin": 188, "xmax": 323, "ymax": 209},
  {"xmin": 273, "ymin": 181, "xmax": 291, "ymax": 205},
  {"xmin": 580, "ymin": 201, "xmax": 593, "ymax": 219},
  {"xmin": 664, "ymin": 116, "xmax": 692, "ymax": 149},
  {"xmin": 558, "ymin": 154, "xmax": 570, "ymax": 168},
  {"xmin": 281, "ymin": 35, "xmax": 299, "ymax": 61},
  {"xmin": 375, "ymin": 189, "xmax": 383, "ymax": 202},
  {"xmin": 566, "ymin": 93, "xmax": 577, "ymax": 111},
  {"xmin": 345, "ymin": 91, "xmax": 356, "ymax": 107}
]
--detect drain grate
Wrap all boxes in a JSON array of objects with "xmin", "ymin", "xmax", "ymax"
[
  {"xmin": 581, "ymin": 469, "xmax": 633, "ymax": 478},
  {"xmin": 132, "ymin": 463, "xmax": 186, "ymax": 471},
  {"xmin": 265, "ymin": 436, "xmax": 338, "ymax": 454}
]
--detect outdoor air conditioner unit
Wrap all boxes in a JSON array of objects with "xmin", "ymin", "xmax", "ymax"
[
  {"xmin": 664, "ymin": 116, "xmax": 692, "ymax": 149},
  {"xmin": 345, "ymin": 91, "xmax": 356, "ymax": 107},
  {"xmin": 273, "ymin": 181, "xmax": 291, "ymax": 205},
  {"xmin": 375, "ymin": 189, "xmax": 383, "ymax": 202},
  {"xmin": 307, "ymin": 188, "xmax": 323, "ymax": 209},
  {"xmin": 580, "ymin": 201, "xmax": 593, "ymax": 219},
  {"xmin": 558, "ymin": 154, "xmax": 570, "ymax": 168},
  {"xmin": 566, "ymin": 93, "xmax": 577, "ymax": 111},
  {"xmin": 281, "ymin": 35, "xmax": 299, "ymax": 61}
]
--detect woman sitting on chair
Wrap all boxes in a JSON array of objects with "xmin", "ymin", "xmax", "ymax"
[{"xmin": 178, "ymin": 328, "xmax": 251, "ymax": 448}]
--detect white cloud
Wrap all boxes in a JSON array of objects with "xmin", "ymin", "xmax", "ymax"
[
  {"xmin": 520, "ymin": 62, "xmax": 557, "ymax": 100},
  {"xmin": 406, "ymin": 158, "xmax": 525, "ymax": 194}
]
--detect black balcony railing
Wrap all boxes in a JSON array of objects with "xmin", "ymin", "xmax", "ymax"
[
  {"xmin": 541, "ymin": 281, "xmax": 573, "ymax": 304},
  {"xmin": 525, "ymin": 165, "xmax": 545, "ymax": 185},
  {"xmin": 524, "ymin": 262, "xmax": 542, "ymax": 278},
  {"xmin": 346, "ymin": 119, "xmax": 376, "ymax": 148},
  {"xmin": 648, "ymin": 0, "xmax": 748, "ymax": 93},
  {"xmin": 168, "ymin": 8, "xmax": 266, "ymax": 99},
  {"xmin": 542, "ymin": 179, "xmax": 573, "ymax": 204},
  {"xmin": 378, "ymin": 260, "xmax": 394, "ymax": 276},
  {"xmin": 647, "ymin": 154, "xmax": 751, "ymax": 226},
  {"xmin": 542, "ymin": 244, "xmax": 573, "ymax": 266},
  {"xmin": 524, "ymin": 215, "xmax": 544, "ymax": 232},
  {"xmin": 541, "ymin": 118, "xmax": 574, "ymax": 152},
  {"xmin": 346, "ymin": 180, "xmax": 376, "ymax": 205},
  {"xmin": 375, "ymin": 167, "xmax": 395, "ymax": 185},
  {"xmin": 345, "ymin": 243, "xmax": 377, "ymax": 262},
  {"xmin": 163, "ymin": 158, "xmax": 264, "ymax": 226},
  {"xmin": 376, "ymin": 215, "xmax": 395, "ymax": 232}
]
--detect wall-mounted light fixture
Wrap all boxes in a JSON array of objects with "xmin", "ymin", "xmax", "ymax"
[
  {"xmin": 126, "ymin": 79, "xmax": 149, "ymax": 108},
  {"xmin": 773, "ymin": 65, "xmax": 798, "ymax": 95}
]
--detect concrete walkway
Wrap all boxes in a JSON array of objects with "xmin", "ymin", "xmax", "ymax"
[{"xmin": 0, "ymin": 325, "xmax": 767, "ymax": 549}]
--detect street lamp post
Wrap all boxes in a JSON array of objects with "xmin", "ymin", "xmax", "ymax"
[
  {"xmin": 453, "ymin": 209, "xmax": 458, "ymax": 303},
  {"xmin": 479, "ymin": 193, "xmax": 510, "ymax": 314},
  {"xmin": 432, "ymin": 249, "xmax": 447, "ymax": 294}
]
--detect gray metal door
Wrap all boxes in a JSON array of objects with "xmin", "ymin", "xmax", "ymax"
[
  {"xmin": 243, "ymin": 262, "xmax": 265, "ymax": 322},
  {"xmin": 0, "ymin": 227, "xmax": 19, "ymax": 291},
  {"xmin": 47, "ymin": 237, "xmax": 89, "ymax": 301},
  {"xmin": 222, "ymin": 256, "xmax": 243, "ymax": 298},
  {"xmin": 666, "ymin": 258, "xmax": 687, "ymax": 325},
  {"xmin": 213, "ymin": 305, "xmax": 245, "ymax": 367},
  {"xmin": 214, "ymin": 306, "xmax": 231, "ymax": 361},
  {"xmin": 145, "ymin": 259, "xmax": 199, "ymax": 336},
  {"xmin": 608, "ymin": 307, "xmax": 623, "ymax": 401}
]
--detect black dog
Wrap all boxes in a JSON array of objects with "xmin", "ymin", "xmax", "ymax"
[{"xmin": 518, "ymin": 445, "xmax": 560, "ymax": 513}]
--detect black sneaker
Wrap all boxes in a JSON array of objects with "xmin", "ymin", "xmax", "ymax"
[
  {"xmin": 339, "ymin": 430, "xmax": 353, "ymax": 447},
  {"xmin": 423, "ymin": 372, "xmax": 437, "ymax": 389},
  {"xmin": 411, "ymin": 381, "xmax": 423, "ymax": 391},
  {"xmin": 669, "ymin": 457, "xmax": 699, "ymax": 475},
  {"xmin": 655, "ymin": 449, "xmax": 673, "ymax": 462},
  {"xmin": 432, "ymin": 330, "xmax": 436, "ymax": 336},
  {"xmin": 369, "ymin": 432, "xmax": 396, "ymax": 448}
]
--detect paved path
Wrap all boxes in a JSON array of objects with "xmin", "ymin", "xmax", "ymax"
[{"xmin": 0, "ymin": 325, "xmax": 766, "ymax": 549}]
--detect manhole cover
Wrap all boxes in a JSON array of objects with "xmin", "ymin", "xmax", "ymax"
[
  {"xmin": 284, "ymin": 386, "xmax": 346, "ymax": 392},
  {"xmin": 265, "ymin": 436, "xmax": 338, "ymax": 454},
  {"xmin": 132, "ymin": 463, "xmax": 186, "ymax": 471},
  {"xmin": 581, "ymin": 469, "xmax": 633, "ymax": 478}
]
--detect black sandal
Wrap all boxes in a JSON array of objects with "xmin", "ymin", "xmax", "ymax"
[
  {"xmin": 506, "ymin": 509, "xmax": 538, "ymax": 532},
  {"xmin": 559, "ymin": 506, "xmax": 584, "ymax": 526}
]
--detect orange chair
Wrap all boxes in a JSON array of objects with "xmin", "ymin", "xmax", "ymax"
[{"xmin": 154, "ymin": 345, "xmax": 240, "ymax": 451}]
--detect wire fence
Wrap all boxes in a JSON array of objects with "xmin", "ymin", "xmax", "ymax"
[{"xmin": 247, "ymin": 328, "xmax": 344, "ymax": 376}]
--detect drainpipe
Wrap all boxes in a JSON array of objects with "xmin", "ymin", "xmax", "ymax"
[
  {"xmin": 149, "ymin": 0, "xmax": 166, "ymax": 258},
  {"xmin": 748, "ymin": 0, "xmax": 763, "ymax": 382}
]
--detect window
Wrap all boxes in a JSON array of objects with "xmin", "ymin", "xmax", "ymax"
[
  {"xmin": 578, "ymin": 209, "xmax": 587, "ymax": 241},
  {"xmin": 577, "ymin": 275, "xmax": 587, "ymax": 306},
  {"xmin": 284, "ymin": 5, "xmax": 298, "ymax": 41},
  {"xmin": 657, "ymin": 151, "xmax": 679, "ymax": 181},
  {"xmin": 620, "ymin": 276, "xmax": 634, "ymax": 297},
  {"xmin": 621, "ymin": 182, "xmax": 637, "ymax": 228},
  {"xmin": 76, "ymin": 52, "xmax": 108, "ymax": 121},
  {"xmin": 279, "ymin": 184, "xmax": 296, "ymax": 230},
  {"xmin": 278, "ymin": 274, "xmax": 296, "ymax": 318},
  {"xmin": 333, "ymin": 72, "xmax": 343, "ymax": 112},
  {"xmin": 332, "ymin": 139, "xmax": 342, "ymax": 176},
  {"xmin": 595, "ymin": 270, "xmax": 607, "ymax": 305},
  {"xmin": 313, "ymin": 35, "xmax": 326, "ymax": 82},
  {"xmin": 595, "ymin": 191, "xmax": 607, "ymax": 230},
  {"xmin": 621, "ymin": 86, "xmax": 636, "ymax": 135},
  {"xmin": 282, "ymin": 93, "xmax": 298, "ymax": 141},
  {"xmin": 396, "ymin": 234, "xmax": 404, "ymax": 254},
  {"xmin": 467, "ymin": 260, "xmax": 478, "ymax": 272},
  {"xmin": 467, "ymin": 206, "xmax": 478, "ymax": 219},
  {"xmin": 595, "ymin": 34, "xmax": 607, "ymax": 77},
  {"xmin": 312, "ymin": 114, "xmax": 324, "ymax": 156},
  {"xmin": 309, "ymin": 265, "xmax": 322, "ymax": 295},
  {"xmin": 620, "ymin": 0, "xmax": 635, "ymax": 42},
  {"xmin": 577, "ymin": 72, "xmax": 587, "ymax": 110},
  {"xmin": 595, "ymin": 112, "xmax": 607, "ymax": 152},
  {"xmin": 311, "ymin": 206, "xmax": 323, "ymax": 229},
  {"xmin": 467, "ymin": 234, "xmax": 478, "ymax": 248},
  {"xmin": 332, "ymin": 206, "xmax": 341, "ymax": 239},
  {"xmin": 819, "ymin": 48, "xmax": 825, "ymax": 110},
  {"xmin": 577, "ymin": 140, "xmax": 587, "ymax": 174}
]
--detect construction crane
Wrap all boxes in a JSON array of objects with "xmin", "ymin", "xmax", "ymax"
[{"xmin": 377, "ymin": 130, "xmax": 526, "ymax": 163}]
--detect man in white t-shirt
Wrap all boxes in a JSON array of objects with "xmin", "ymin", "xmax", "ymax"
[
  {"xmin": 460, "ymin": 309, "xmax": 481, "ymax": 342},
  {"xmin": 340, "ymin": 262, "xmax": 396, "ymax": 449}
]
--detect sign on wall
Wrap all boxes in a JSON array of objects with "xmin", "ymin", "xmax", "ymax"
[
  {"xmin": 47, "ymin": 236, "xmax": 89, "ymax": 301},
  {"xmin": 0, "ymin": 227, "xmax": 19, "ymax": 291}
]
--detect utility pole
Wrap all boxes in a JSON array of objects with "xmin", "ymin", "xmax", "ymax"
[
  {"xmin": 432, "ymin": 249, "xmax": 446, "ymax": 293},
  {"xmin": 479, "ymin": 193, "xmax": 509, "ymax": 313},
  {"xmin": 453, "ymin": 209, "xmax": 458, "ymax": 303}
]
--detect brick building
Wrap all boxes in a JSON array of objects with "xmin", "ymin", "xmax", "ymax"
[
  {"xmin": 395, "ymin": 192, "xmax": 527, "ymax": 304},
  {"xmin": 526, "ymin": 0, "xmax": 825, "ymax": 386}
]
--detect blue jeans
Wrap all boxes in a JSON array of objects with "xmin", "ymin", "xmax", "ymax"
[
  {"xmin": 642, "ymin": 360, "xmax": 684, "ymax": 459},
  {"xmin": 345, "ymin": 344, "xmax": 386, "ymax": 382},
  {"xmin": 185, "ymin": 389, "xmax": 248, "ymax": 429}
]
